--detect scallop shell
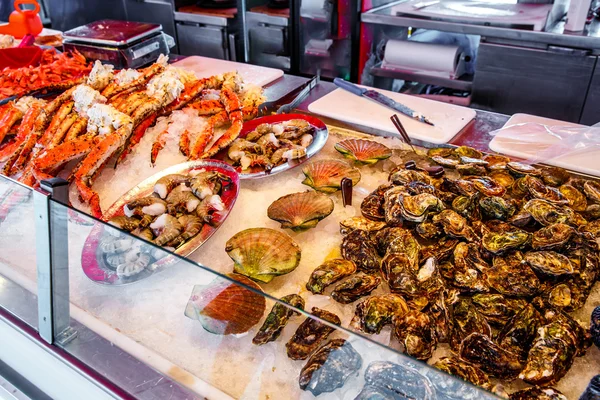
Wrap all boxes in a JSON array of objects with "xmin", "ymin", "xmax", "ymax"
[
  {"xmin": 268, "ymin": 191, "xmax": 334, "ymax": 232},
  {"xmin": 302, "ymin": 159, "xmax": 361, "ymax": 193},
  {"xmin": 226, "ymin": 228, "xmax": 301, "ymax": 283},
  {"xmin": 334, "ymin": 139, "xmax": 392, "ymax": 165},
  {"xmin": 184, "ymin": 273, "xmax": 266, "ymax": 335}
]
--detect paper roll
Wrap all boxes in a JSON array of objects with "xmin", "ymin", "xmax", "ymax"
[{"xmin": 383, "ymin": 40, "xmax": 462, "ymax": 76}]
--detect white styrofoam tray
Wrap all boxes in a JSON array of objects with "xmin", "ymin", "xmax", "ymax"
[
  {"xmin": 308, "ymin": 87, "xmax": 476, "ymax": 144},
  {"xmin": 173, "ymin": 56, "xmax": 284, "ymax": 88}
]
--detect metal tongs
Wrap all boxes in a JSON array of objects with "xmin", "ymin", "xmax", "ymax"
[{"xmin": 258, "ymin": 75, "xmax": 320, "ymax": 116}]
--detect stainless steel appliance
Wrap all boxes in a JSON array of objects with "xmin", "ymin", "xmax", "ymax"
[
  {"xmin": 62, "ymin": 20, "xmax": 175, "ymax": 69},
  {"xmin": 247, "ymin": 6, "xmax": 291, "ymax": 70},
  {"xmin": 174, "ymin": 4, "xmax": 240, "ymax": 60}
]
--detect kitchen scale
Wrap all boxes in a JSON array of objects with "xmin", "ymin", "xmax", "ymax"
[{"xmin": 62, "ymin": 20, "xmax": 175, "ymax": 69}]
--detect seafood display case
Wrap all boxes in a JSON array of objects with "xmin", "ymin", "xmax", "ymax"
[{"xmin": 1, "ymin": 50, "xmax": 600, "ymax": 400}]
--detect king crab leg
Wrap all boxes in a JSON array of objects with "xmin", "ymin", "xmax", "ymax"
[
  {"xmin": 0, "ymin": 104, "xmax": 41, "ymax": 163},
  {"xmin": 200, "ymin": 88, "xmax": 243, "ymax": 159},
  {"xmin": 0, "ymin": 105, "xmax": 24, "ymax": 144},
  {"xmin": 102, "ymin": 63, "xmax": 166, "ymax": 99},
  {"xmin": 64, "ymin": 117, "xmax": 88, "ymax": 141},
  {"xmin": 115, "ymin": 114, "xmax": 157, "ymax": 166}
]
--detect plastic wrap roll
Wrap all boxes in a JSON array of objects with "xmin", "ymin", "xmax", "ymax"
[{"xmin": 383, "ymin": 40, "xmax": 462, "ymax": 75}]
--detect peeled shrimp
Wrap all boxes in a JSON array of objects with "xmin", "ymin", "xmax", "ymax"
[
  {"xmin": 189, "ymin": 171, "xmax": 228, "ymax": 199},
  {"xmin": 124, "ymin": 196, "xmax": 167, "ymax": 217},
  {"xmin": 117, "ymin": 253, "xmax": 152, "ymax": 278}
]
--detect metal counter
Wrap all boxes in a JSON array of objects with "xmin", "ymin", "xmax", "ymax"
[{"xmin": 362, "ymin": 0, "xmax": 600, "ymax": 52}]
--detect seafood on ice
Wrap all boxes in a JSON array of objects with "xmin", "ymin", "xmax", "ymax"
[{"xmin": 0, "ymin": 54, "xmax": 261, "ymax": 219}]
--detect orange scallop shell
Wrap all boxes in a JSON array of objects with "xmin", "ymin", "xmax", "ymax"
[
  {"xmin": 302, "ymin": 159, "xmax": 361, "ymax": 193},
  {"xmin": 334, "ymin": 139, "xmax": 392, "ymax": 165},
  {"xmin": 185, "ymin": 273, "xmax": 266, "ymax": 335}
]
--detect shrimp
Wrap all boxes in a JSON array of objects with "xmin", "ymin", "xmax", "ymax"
[
  {"xmin": 108, "ymin": 215, "xmax": 140, "ymax": 232},
  {"xmin": 166, "ymin": 186, "xmax": 201, "ymax": 214},
  {"xmin": 189, "ymin": 171, "xmax": 229, "ymax": 199},
  {"xmin": 168, "ymin": 215, "xmax": 203, "ymax": 248},
  {"xmin": 154, "ymin": 174, "xmax": 189, "ymax": 199},
  {"xmin": 150, "ymin": 214, "xmax": 183, "ymax": 246},
  {"xmin": 196, "ymin": 194, "xmax": 225, "ymax": 224}
]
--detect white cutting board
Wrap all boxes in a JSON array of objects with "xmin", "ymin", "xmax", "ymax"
[
  {"xmin": 173, "ymin": 56, "xmax": 283, "ymax": 87},
  {"xmin": 307, "ymin": 87, "xmax": 476, "ymax": 144},
  {"xmin": 489, "ymin": 113, "xmax": 600, "ymax": 176}
]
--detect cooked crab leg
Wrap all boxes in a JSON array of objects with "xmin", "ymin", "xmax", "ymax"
[
  {"xmin": 150, "ymin": 121, "xmax": 174, "ymax": 165},
  {"xmin": 160, "ymin": 76, "xmax": 225, "ymax": 116},
  {"xmin": 49, "ymin": 112, "xmax": 78, "ymax": 148},
  {"xmin": 115, "ymin": 114, "xmax": 157, "ymax": 166},
  {"xmin": 0, "ymin": 104, "xmax": 42, "ymax": 163},
  {"xmin": 0, "ymin": 105, "xmax": 24, "ymax": 144},
  {"xmin": 64, "ymin": 117, "xmax": 88, "ymax": 141},
  {"xmin": 188, "ymin": 99, "xmax": 224, "ymax": 116},
  {"xmin": 118, "ymin": 92, "xmax": 147, "ymax": 115},
  {"xmin": 189, "ymin": 111, "xmax": 227, "ymax": 159},
  {"xmin": 38, "ymin": 101, "xmax": 74, "ymax": 147},
  {"xmin": 73, "ymin": 124, "xmax": 134, "ymax": 218},
  {"xmin": 200, "ymin": 88, "xmax": 243, "ymax": 159},
  {"xmin": 32, "ymin": 135, "xmax": 101, "ymax": 183}
]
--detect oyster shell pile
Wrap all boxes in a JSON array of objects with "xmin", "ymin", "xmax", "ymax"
[{"xmin": 320, "ymin": 146, "xmax": 600, "ymax": 397}]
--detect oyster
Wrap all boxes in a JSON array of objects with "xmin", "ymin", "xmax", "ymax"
[
  {"xmin": 374, "ymin": 226, "xmax": 410, "ymax": 255},
  {"xmin": 432, "ymin": 154, "xmax": 461, "ymax": 168},
  {"xmin": 523, "ymin": 199, "xmax": 579, "ymax": 226},
  {"xmin": 457, "ymin": 163, "xmax": 487, "ymax": 176},
  {"xmin": 585, "ymin": 204, "xmax": 600, "ymax": 220},
  {"xmin": 428, "ymin": 288, "xmax": 459, "ymax": 343},
  {"xmin": 301, "ymin": 159, "xmax": 361, "ymax": 193},
  {"xmin": 593, "ymin": 305, "xmax": 600, "ymax": 349},
  {"xmin": 479, "ymin": 196, "xmax": 516, "ymax": 220},
  {"xmin": 184, "ymin": 274, "xmax": 266, "ymax": 335},
  {"xmin": 420, "ymin": 237, "xmax": 459, "ymax": 262},
  {"xmin": 559, "ymin": 184, "xmax": 587, "ymax": 211},
  {"xmin": 393, "ymin": 309, "xmax": 437, "ymax": 360},
  {"xmin": 382, "ymin": 253, "xmax": 420, "ymax": 296},
  {"xmin": 449, "ymin": 298, "xmax": 492, "ymax": 350},
  {"xmin": 299, "ymin": 339, "xmax": 362, "ymax": 396},
  {"xmin": 455, "ymin": 146, "xmax": 483, "ymax": 159},
  {"xmin": 524, "ymin": 251, "xmax": 575, "ymax": 278},
  {"xmin": 252, "ymin": 294, "xmax": 305, "ymax": 345},
  {"xmin": 306, "ymin": 258, "xmax": 357, "ymax": 294},
  {"xmin": 472, "ymin": 294, "xmax": 527, "ymax": 326},
  {"xmin": 432, "ymin": 209, "xmax": 477, "ymax": 241},
  {"xmin": 546, "ymin": 283, "xmax": 573, "ymax": 309},
  {"xmin": 386, "ymin": 229, "xmax": 420, "ymax": 265},
  {"xmin": 400, "ymin": 193, "xmax": 445, "ymax": 223},
  {"xmin": 581, "ymin": 376, "xmax": 600, "ymax": 400},
  {"xmin": 487, "ymin": 253, "xmax": 540, "ymax": 297},
  {"xmin": 531, "ymin": 223, "xmax": 576, "ymax": 250},
  {"xmin": 483, "ymin": 154, "xmax": 510, "ymax": 170},
  {"xmin": 416, "ymin": 219, "xmax": 443, "ymax": 239},
  {"xmin": 452, "ymin": 194, "xmax": 481, "ymax": 221},
  {"xmin": 466, "ymin": 176, "xmax": 506, "ymax": 197},
  {"xmin": 354, "ymin": 385, "xmax": 399, "ymax": 400},
  {"xmin": 481, "ymin": 230, "xmax": 531, "ymax": 255},
  {"xmin": 459, "ymin": 156, "xmax": 488, "ymax": 166},
  {"xmin": 489, "ymin": 170, "xmax": 515, "ymax": 188},
  {"xmin": 341, "ymin": 229, "xmax": 381, "ymax": 271},
  {"xmin": 509, "ymin": 210, "xmax": 533, "ymax": 228},
  {"xmin": 334, "ymin": 139, "xmax": 392, "ymax": 165},
  {"xmin": 389, "ymin": 169, "xmax": 432, "ymax": 186},
  {"xmin": 522, "ymin": 175, "xmax": 569, "ymax": 204},
  {"xmin": 340, "ymin": 216, "xmax": 386, "ymax": 235},
  {"xmin": 351, "ymin": 294, "xmax": 409, "ymax": 334},
  {"xmin": 519, "ymin": 321, "xmax": 577, "ymax": 385},
  {"xmin": 361, "ymin": 193, "xmax": 386, "ymax": 221},
  {"xmin": 540, "ymin": 167, "xmax": 570, "ymax": 187},
  {"xmin": 459, "ymin": 333, "xmax": 523, "ymax": 379},
  {"xmin": 448, "ymin": 243, "xmax": 490, "ymax": 294},
  {"xmin": 509, "ymin": 386, "xmax": 567, "ymax": 400},
  {"xmin": 225, "ymin": 228, "xmax": 301, "ymax": 283},
  {"xmin": 364, "ymin": 361, "xmax": 436, "ymax": 400},
  {"xmin": 497, "ymin": 304, "xmax": 543, "ymax": 362},
  {"xmin": 267, "ymin": 191, "xmax": 334, "ymax": 231},
  {"xmin": 507, "ymin": 161, "xmax": 541, "ymax": 177},
  {"xmin": 331, "ymin": 273, "xmax": 381, "ymax": 304},
  {"xmin": 584, "ymin": 181, "xmax": 600, "ymax": 203},
  {"xmin": 286, "ymin": 307, "xmax": 341, "ymax": 360},
  {"xmin": 427, "ymin": 147, "xmax": 454, "ymax": 158}
]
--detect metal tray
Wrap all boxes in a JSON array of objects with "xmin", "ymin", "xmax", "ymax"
[
  {"xmin": 213, "ymin": 113, "xmax": 328, "ymax": 179},
  {"xmin": 81, "ymin": 160, "xmax": 239, "ymax": 286}
]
